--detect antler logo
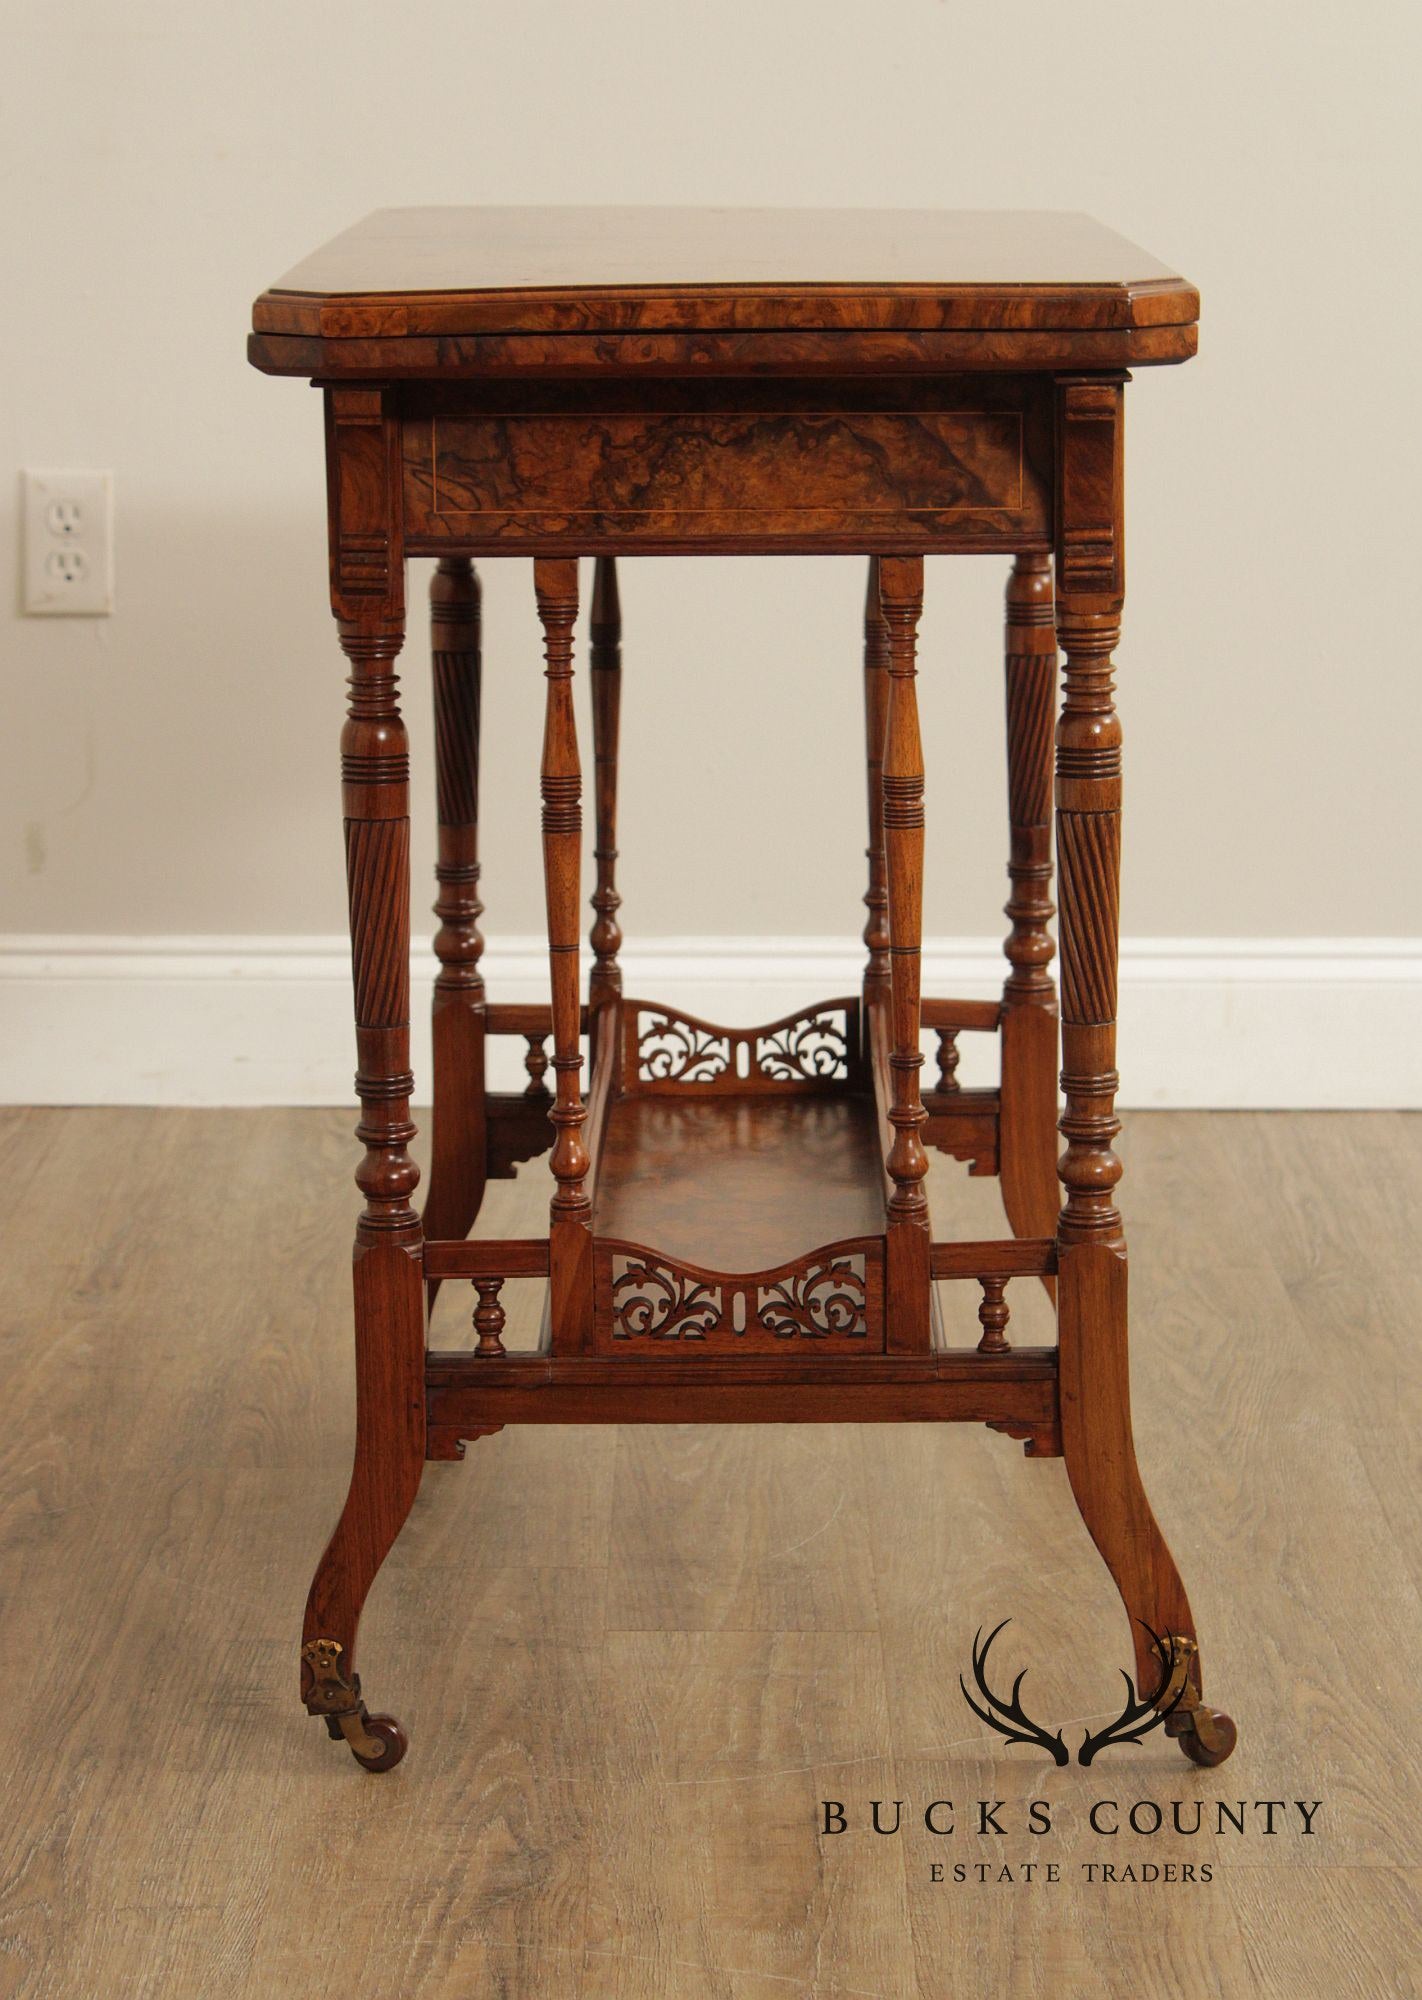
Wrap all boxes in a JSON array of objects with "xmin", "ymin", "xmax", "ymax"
[
  {"xmin": 959, "ymin": 1621, "xmax": 1188, "ymax": 1765},
  {"xmin": 958, "ymin": 1622, "xmax": 1069, "ymax": 1765}
]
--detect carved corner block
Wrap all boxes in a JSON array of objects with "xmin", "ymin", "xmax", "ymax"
[
  {"xmin": 326, "ymin": 385, "xmax": 405, "ymax": 629},
  {"xmin": 1055, "ymin": 376, "xmax": 1125, "ymax": 604}
]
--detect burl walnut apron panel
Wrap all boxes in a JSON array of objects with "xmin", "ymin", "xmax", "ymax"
[{"xmin": 248, "ymin": 206, "xmax": 1233, "ymax": 1774}]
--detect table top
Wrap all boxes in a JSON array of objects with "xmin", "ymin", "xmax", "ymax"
[{"xmin": 251, "ymin": 206, "xmax": 1197, "ymax": 344}]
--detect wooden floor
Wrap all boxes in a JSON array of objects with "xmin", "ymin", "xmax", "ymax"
[{"xmin": 2, "ymin": 1108, "xmax": 1419, "ymax": 1998}]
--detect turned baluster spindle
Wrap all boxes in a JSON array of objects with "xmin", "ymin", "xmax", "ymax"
[
  {"xmin": 976, "ymin": 1276, "xmax": 1012, "ymax": 1354},
  {"xmin": 861, "ymin": 555, "xmax": 892, "ymax": 998},
  {"xmin": 1003, "ymin": 554, "xmax": 1057, "ymax": 1003},
  {"xmin": 936, "ymin": 1029, "xmax": 961, "ymax": 1092},
  {"xmin": 589, "ymin": 556, "xmax": 624, "ymax": 1013},
  {"xmin": 523, "ymin": 1032, "xmax": 551, "ymax": 1097},
  {"xmin": 471, "ymin": 1278, "xmax": 507, "ymax": 1357}
]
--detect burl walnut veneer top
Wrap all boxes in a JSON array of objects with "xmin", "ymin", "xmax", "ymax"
[{"xmin": 249, "ymin": 207, "xmax": 1198, "ymax": 370}]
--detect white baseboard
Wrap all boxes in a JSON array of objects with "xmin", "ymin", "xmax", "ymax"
[{"xmin": 0, "ymin": 933, "xmax": 1417, "ymax": 1109}]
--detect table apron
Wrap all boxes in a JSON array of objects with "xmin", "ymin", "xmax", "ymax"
[{"xmin": 399, "ymin": 378, "xmax": 1054, "ymax": 556}]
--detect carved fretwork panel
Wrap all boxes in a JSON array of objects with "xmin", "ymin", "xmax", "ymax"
[
  {"xmin": 593, "ymin": 1240, "xmax": 884, "ymax": 1353},
  {"xmin": 623, "ymin": 1000, "xmax": 860, "ymax": 1096}
]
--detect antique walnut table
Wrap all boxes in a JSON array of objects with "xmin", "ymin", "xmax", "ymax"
[{"xmin": 249, "ymin": 207, "xmax": 1236, "ymax": 1773}]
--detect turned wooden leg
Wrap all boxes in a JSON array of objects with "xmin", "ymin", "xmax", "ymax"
[
  {"xmin": 1052, "ymin": 377, "xmax": 1234, "ymax": 1765},
  {"xmin": 534, "ymin": 559, "xmax": 593, "ymax": 1351},
  {"xmin": 877, "ymin": 555, "xmax": 931, "ymax": 1352},
  {"xmin": 589, "ymin": 557, "xmax": 624, "ymax": 1042},
  {"xmin": 424, "ymin": 556, "xmax": 487, "ymax": 1270},
  {"xmin": 1000, "ymin": 553, "xmax": 1061, "ymax": 1286},
  {"xmin": 300, "ymin": 388, "xmax": 425, "ymax": 1772},
  {"xmin": 861, "ymin": 556, "xmax": 892, "ymax": 1004}
]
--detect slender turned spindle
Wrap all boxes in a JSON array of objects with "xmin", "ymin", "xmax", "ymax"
[
  {"xmin": 879, "ymin": 555, "xmax": 929, "ymax": 1221},
  {"xmin": 878, "ymin": 555, "xmax": 931, "ymax": 1349},
  {"xmin": 976, "ymin": 1276, "xmax": 1012, "ymax": 1354},
  {"xmin": 534, "ymin": 559, "xmax": 593, "ymax": 1349},
  {"xmin": 430, "ymin": 557, "xmax": 485, "ymax": 1002},
  {"xmin": 861, "ymin": 556, "xmax": 892, "ymax": 998},
  {"xmin": 471, "ymin": 1278, "xmax": 507, "ymax": 1357},
  {"xmin": 1055, "ymin": 593, "xmax": 1125, "ymax": 1249},
  {"xmin": 999, "ymin": 550, "xmax": 1062, "ymax": 1274},
  {"xmin": 426, "ymin": 555, "xmax": 486, "ymax": 1252},
  {"xmin": 534, "ymin": 560, "xmax": 589, "ymax": 1209},
  {"xmin": 1003, "ymin": 554, "xmax": 1057, "ymax": 1006},
  {"xmin": 936, "ymin": 1029, "xmax": 961, "ymax": 1092},
  {"xmin": 589, "ymin": 557, "xmax": 624, "ymax": 1015}
]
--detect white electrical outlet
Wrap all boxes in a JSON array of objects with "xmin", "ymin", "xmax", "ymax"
[{"xmin": 23, "ymin": 470, "xmax": 114, "ymax": 615}]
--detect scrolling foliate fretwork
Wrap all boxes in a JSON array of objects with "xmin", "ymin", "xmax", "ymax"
[
  {"xmin": 755, "ymin": 1012, "xmax": 849, "ymax": 1083},
  {"xmin": 597, "ymin": 1240, "xmax": 882, "ymax": 1351},
  {"xmin": 627, "ymin": 1001, "xmax": 856, "ymax": 1095},
  {"xmin": 608, "ymin": 1259, "xmax": 724, "ymax": 1341},
  {"xmin": 756, "ymin": 1260, "xmax": 868, "ymax": 1339},
  {"xmin": 637, "ymin": 1013, "xmax": 733, "ymax": 1085}
]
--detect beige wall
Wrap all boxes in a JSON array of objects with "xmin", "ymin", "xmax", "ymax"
[{"xmin": 4, "ymin": 0, "xmax": 1419, "ymax": 948}]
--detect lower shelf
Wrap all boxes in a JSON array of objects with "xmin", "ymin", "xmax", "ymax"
[
  {"xmin": 422, "ymin": 991, "xmax": 1054, "ymax": 1362},
  {"xmin": 589, "ymin": 1089, "xmax": 884, "ymax": 1352},
  {"xmin": 594, "ymin": 1091, "xmax": 884, "ymax": 1267}
]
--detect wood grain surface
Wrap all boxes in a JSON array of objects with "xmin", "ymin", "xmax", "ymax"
[
  {"xmin": 400, "ymin": 379, "xmax": 1051, "ymax": 555},
  {"xmin": 253, "ymin": 207, "xmax": 1196, "ymax": 330},
  {"xmin": 248, "ymin": 209, "xmax": 1199, "ymax": 375},
  {"xmin": 0, "ymin": 1107, "xmax": 1416, "ymax": 1997}
]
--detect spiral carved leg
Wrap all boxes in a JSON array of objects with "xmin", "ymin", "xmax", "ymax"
[
  {"xmin": 1052, "ymin": 377, "xmax": 1232, "ymax": 1763},
  {"xmin": 311, "ymin": 388, "xmax": 427, "ymax": 1772}
]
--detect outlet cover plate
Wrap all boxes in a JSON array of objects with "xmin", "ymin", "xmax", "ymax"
[{"xmin": 23, "ymin": 469, "xmax": 114, "ymax": 616}]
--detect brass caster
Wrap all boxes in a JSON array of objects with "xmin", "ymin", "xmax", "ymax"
[
  {"xmin": 1151, "ymin": 1633, "xmax": 1238, "ymax": 1768},
  {"xmin": 1173, "ymin": 1704, "xmax": 1238, "ymax": 1768},
  {"xmin": 326, "ymin": 1707, "xmax": 409, "ymax": 1773},
  {"xmin": 303, "ymin": 1636, "xmax": 409, "ymax": 1773}
]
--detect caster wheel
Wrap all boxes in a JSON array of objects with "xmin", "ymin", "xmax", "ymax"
[
  {"xmin": 1177, "ymin": 1706, "xmax": 1237, "ymax": 1767},
  {"xmin": 350, "ymin": 1713, "xmax": 408, "ymax": 1773}
]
